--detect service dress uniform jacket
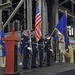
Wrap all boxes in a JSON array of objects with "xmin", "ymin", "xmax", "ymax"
[
  {"xmin": 22, "ymin": 35, "xmax": 30, "ymax": 68},
  {"xmin": 44, "ymin": 38, "xmax": 51, "ymax": 66},
  {"xmin": 38, "ymin": 38, "xmax": 44, "ymax": 67},
  {"xmin": 31, "ymin": 35, "xmax": 37, "ymax": 68}
]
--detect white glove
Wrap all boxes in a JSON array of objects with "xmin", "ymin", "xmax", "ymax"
[
  {"xmin": 50, "ymin": 49, "xmax": 53, "ymax": 51},
  {"xmin": 47, "ymin": 37, "xmax": 50, "ymax": 40},
  {"xmin": 27, "ymin": 47, "xmax": 32, "ymax": 50}
]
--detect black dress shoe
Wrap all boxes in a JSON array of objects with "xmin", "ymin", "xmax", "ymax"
[
  {"xmin": 31, "ymin": 66, "xmax": 34, "ymax": 68},
  {"xmin": 23, "ymin": 66, "xmax": 28, "ymax": 69},
  {"xmin": 46, "ymin": 64, "xmax": 51, "ymax": 66},
  {"xmin": 39, "ymin": 65, "xmax": 43, "ymax": 67},
  {"xmin": 31, "ymin": 66, "xmax": 37, "ymax": 68},
  {"xmin": 23, "ymin": 67, "xmax": 26, "ymax": 69}
]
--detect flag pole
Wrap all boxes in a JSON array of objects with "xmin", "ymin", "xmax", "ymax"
[
  {"xmin": 65, "ymin": 9, "xmax": 68, "ymax": 18},
  {"xmin": 27, "ymin": 0, "xmax": 32, "ymax": 52},
  {"xmin": 64, "ymin": 10, "xmax": 69, "ymax": 62},
  {"xmin": 27, "ymin": 0, "xmax": 32, "ymax": 68},
  {"xmin": 20, "ymin": 25, "xmax": 22, "ymax": 58},
  {"xmin": 1, "ymin": 25, "xmax": 5, "ymax": 65},
  {"xmin": 50, "ymin": 28, "xmax": 56, "ymax": 38},
  {"xmin": 18, "ymin": 25, "xmax": 22, "ymax": 65}
]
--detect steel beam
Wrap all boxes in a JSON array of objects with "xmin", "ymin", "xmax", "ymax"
[
  {"xmin": 58, "ymin": 5, "xmax": 75, "ymax": 19},
  {"xmin": 70, "ymin": 0, "xmax": 75, "ymax": 4},
  {"xmin": 0, "ymin": 1, "xmax": 12, "ymax": 10},
  {"xmin": 0, "ymin": 0, "xmax": 24, "ymax": 32},
  {"xmin": 59, "ymin": 0, "xmax": 69, "ymax": 5}
]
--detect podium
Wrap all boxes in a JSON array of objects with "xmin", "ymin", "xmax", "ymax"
[{"xmin": 2, "ymin": 34, "xmax": 21, "ymax": 75}]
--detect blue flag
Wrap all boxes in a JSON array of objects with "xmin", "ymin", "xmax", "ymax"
[
  {"xmin": 54, "ymin": 35, "xmax": 59, "ymax": 41},
  {"xmin": 0, "ymin": 34, "xmax": 1, "ymax": 44},
  {"xmin": 1, "ymin": 29, "xmax": 6, "ymax": 57},
  {"xmin": 56, "ymin": 13, "xmax": 67, "ymax": 37},
  {"xmin": 55, "ymin": 13, "xmax": 70, "ymax": 53},
  {"xmin": 19, "ymin": 31, "xmax": 22, "ymax": 57}
]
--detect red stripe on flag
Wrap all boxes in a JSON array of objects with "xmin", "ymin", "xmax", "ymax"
[
  {"xmin": 35, "ymin": 5, "xmax": 42, "ymax": 42},
  {"xmin": 35, "ymin": 21, "xmax": 42, "ymax": 29},
  {"xmin": 35, "ymin": 17, "xmax": 41, "ymax": 23},
  {"xmin": 36, "ymin": 13, "xmax": 40, "ymax": 19},
  {"xmin": 36, "ymin": 28, "xmax": 40, "ymax": 36}
]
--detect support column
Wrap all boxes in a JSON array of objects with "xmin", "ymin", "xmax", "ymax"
[
  {"xmin": 0, "ymin": 0, "xmax": 2, "ymax": 28},
  {"xmin": 71, "ymin": 2, "xmax": 75, "ymax": 38},
  {"xmin": 46, "ymin": 0, "xmax": 59, "ymax": 62},
  {"xmin": 29, "ymin": 0, "xmax": 32, "ymax": 30},
  {"xmin": 27, "ymin": 0, "xmax": 32, "ymax": 30},
  {"xmin": 24, "ymin": 0, "xmax": 26, "ymax": 29},
  {"xmin": 38, "ymin": 0, "xmax": 41, "ymax": 13},
  {"xmin": 42, "ymin": 0, "xmax": 48, "ymax": 37},
  {"xmin": 54, "ymin": 0, "xmax": 59, "ymax": 63},
  {"xmin": 46, "ymin": 0, "xmax": 58, "ymax": 35},
  {"xmin": 27, "ymin": 0, "xmax": 29, "ymax": 30}
]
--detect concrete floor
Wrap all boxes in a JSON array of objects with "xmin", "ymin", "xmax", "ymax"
[{"xmin": 1, "ymin": 63, "xmax": 75, "ymax": 75}]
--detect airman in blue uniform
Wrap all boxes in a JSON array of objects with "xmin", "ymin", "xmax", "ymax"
[
  {"xmin": 31, "ymin": 30, "xmax": 37, "ymax": 68},
  {"xmin": 38, "ymin": 37, "xmax": 44, "ymax": 67},
  {"xmin": 44, "ymin": 34, "xmax": 51, "ymax": 66},
  {"xmin": 21, "ymin": 29, "xmax": 30, "ymax": 69}
]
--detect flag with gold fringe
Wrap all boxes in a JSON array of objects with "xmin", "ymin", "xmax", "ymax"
[
  {"xmin": 35, "ymin": 4, "xmax": 42, "ymax": 42},
  {"xmin": 1, "ymin": 28, "xmax": 6, "ymax": 57},
  {"xmin": 55, "ymin": 13, "xmax": 70, "ymax": 57}
]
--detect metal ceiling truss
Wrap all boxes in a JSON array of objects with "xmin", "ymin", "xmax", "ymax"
[
  {"xmin": 59, "ymin": 0, "xmax": 75, "ymax": 19},
  {"xmin": 0, "ymin": 0, "xmax": 12, "ymax": 10},
  {"xmin": 58, "ymin": 5, "xmax": 75, "ymax": 19},
  {"xmin": 70, "ymin": 0, "xmax": 75, "ymax": 4},
  {"xmin": 59, "ymin": 0, "xmax": 69, "ymax": 5},
  {"xmin": 0, "ymin": 0, "xmax": 24, "ymax": 32}
]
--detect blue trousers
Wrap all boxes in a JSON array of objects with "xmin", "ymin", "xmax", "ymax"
[
  {"xmin": 22, "ymin": 47, "xmax": 29, "ymax": 67},
  {"xmin": 47, "ymin": 49, "xmax": 51, "ymax": 65},
  {"xmin": 38, "ymin": 45, "xmax": 43, "ymax": 66}
]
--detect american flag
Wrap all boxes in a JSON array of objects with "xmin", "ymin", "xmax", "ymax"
[{"xmin": 35, "ymin": 4, "xmax": 42, "ymax": 42}]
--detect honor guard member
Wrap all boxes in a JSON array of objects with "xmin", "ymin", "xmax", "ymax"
[
  {"xmin": 44, "ymin": 34, "xmax": 51, "ymax": 66},
  {"xmin": 38, "ymin": 37, "xmax": 44, "ymax": 67},
  {"xmin": 31, "ymin": 30, "xmax": 37, "ymax": 68},
  {"xmin": 21, "ymin": 29, "xmax": 30, "ymax": 69}
]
